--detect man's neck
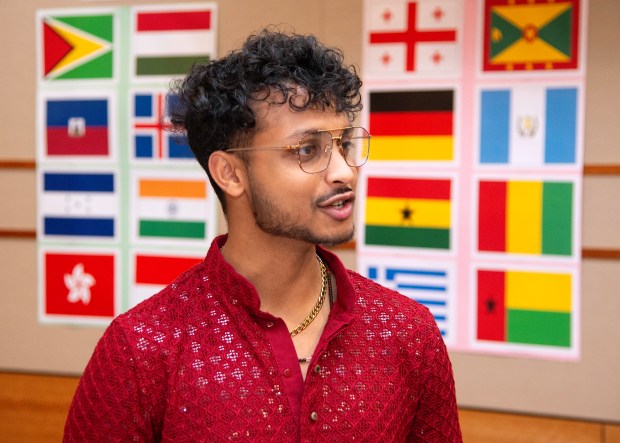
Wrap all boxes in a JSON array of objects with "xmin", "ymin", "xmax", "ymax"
[{"xmin": 221, "ymin": 229, "xmax": 323, "ymax": 322}]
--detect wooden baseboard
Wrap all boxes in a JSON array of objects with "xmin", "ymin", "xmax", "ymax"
[{"xmin": 1, "ymin": 371, "xmax": 619, "ymax": 443}]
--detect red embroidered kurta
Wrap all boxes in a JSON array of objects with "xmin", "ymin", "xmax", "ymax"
[{"xmin": 64, "ymin": 236, "xmax": 462, "ymax": 442}]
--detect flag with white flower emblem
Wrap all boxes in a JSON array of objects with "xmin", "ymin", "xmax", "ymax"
[{"xmin": 40, "ymin": 249, "xmax": 117, "ymax": 323}]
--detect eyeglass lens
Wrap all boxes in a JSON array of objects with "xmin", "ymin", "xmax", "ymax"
[{"xmin": 298, "ymin": 127, "xmax": 370, "ymax": 173}]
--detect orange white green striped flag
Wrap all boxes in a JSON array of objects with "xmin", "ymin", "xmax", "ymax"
[
  {"xmin": 134, "ymin": 176, "xmax": 210, "ymax": 241},
  {"xmin": 364, "ymin": 176, "xmax": 452, "ymax": 250},
  {"xmin": 477, "ymin": 268, "xmax": 573, "ymax": 348},
  {"xmin": 477, "ymin": 179, "xmax": 574, "ymax": 256},
  {"xmin": 368, "ymin": 89, "xmax": 454, "ymax": 161}
]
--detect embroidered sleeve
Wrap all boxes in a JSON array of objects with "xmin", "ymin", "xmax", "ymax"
[
  {"xmin": 407, "ymin": 316, "xmax": 463, "ymax": 442},
  {"xmin": 63, "ymin": 321, "xmax": 157, "ymax": 442}
]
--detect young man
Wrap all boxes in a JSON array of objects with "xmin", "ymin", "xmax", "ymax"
[{"xmin": 64, "ymin": 29, "xmax": 462, "ymax": 442}]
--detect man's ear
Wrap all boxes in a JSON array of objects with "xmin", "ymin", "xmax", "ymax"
[{"xmin": 208, "ymin": 151, "xmax": 246, "ymax": 198}]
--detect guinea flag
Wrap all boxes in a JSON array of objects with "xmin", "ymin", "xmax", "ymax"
[
  {"xmin": 477, "ymin": 268, "xmax": 572, "ymax": 347},
  {"xmin": 369, "ymin": 90, "xmax": 454, "ymax": 161},
  {"xmin": 364, "ymin": 176, "xmax": 452, "ymax": 249},
  {"xmin": 478, "ymin": 179, "xmax": 573, "ymax": 256}
]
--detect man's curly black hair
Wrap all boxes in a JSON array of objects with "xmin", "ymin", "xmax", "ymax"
[{"xmin": 170, "ymin": 28, "xmax": 363, "ymax": 212}]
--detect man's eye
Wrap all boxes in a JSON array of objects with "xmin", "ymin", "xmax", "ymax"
[{"xmin": 298, "ymin": 144, "xmax": 320, "ymax": 158}]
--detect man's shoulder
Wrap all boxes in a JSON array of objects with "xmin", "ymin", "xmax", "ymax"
[
  {"xmin": 345, "ymin": 269, "xmax": 436, "ymax": 323},
  {"xmin": 114, "ymin": 260, "xmax": 210, "ymax": 330}
]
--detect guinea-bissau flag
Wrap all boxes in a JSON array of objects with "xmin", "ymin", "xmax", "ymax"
[
  {"xmin": 483, "ymin": 0, "xmax": 580, "ymax": 71},
  {"xmin": 365, "ymin": 176, "xmax": 451, "ymax": 250},
  {"xmin": 369, "ymin": 90, "xmax": 454, "ymax": 161},
  {"xmin": 41, "ymin": 12, "xmax": 114, "ymax": 80},
  {"xmin": 477, "ymin": 268, "xmax": 572, "ymax": 347},
  {"xmin": 478, "ymin": 180, "xmax": 573, "ymax": 256}
]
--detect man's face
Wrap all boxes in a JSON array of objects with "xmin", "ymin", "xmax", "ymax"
[{"xmin": 242, "ymin": 99, "xmax": 359, "ymax": 247}]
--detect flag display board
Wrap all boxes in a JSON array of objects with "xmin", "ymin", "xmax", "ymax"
[
  {"xmin": 36, "ymin": 4, "xmax": 218, "ymax": 325},
  {"xmin": 362, "ymin": 0, "xmax": 586, "ymax": 360}
]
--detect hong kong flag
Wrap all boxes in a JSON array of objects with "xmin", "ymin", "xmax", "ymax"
[{"xmin": 42, "ymin": 250, "xmax": 116, "ymax": 319}]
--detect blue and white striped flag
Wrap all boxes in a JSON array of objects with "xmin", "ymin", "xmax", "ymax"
[{"xmin": 40, "ymin": 171, "xmax": 118, "ymax": 239}]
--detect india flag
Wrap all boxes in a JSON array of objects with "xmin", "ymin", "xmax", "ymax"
[
  {"xmin": 131, "ymin": 4, "xmax": 216, "ymax": 78},
  {"xmin": 477, "ymin": 179, "xmax": 574, "ymax": 256},
  {"xmin": 369, "ymin": 89, "xmax": 454, "ymax": 161},
  {"xmin": 135, "ymin": 176, "xmax": 210, "ymax": 241},
  {"xmin": 477, "ymin": 268, "xmax": 572, "ymax": 348},
  {"xmin": 364, "ymin": 176, "xmax": 452, "ymax": 249}
]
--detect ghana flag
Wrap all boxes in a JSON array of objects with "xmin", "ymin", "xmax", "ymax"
[
  {"xmin": 477, "ymin": 268, "xmax": 572, "ymax": 347},
  {"xmin": 369, "ymin": 90, "xmax": 454, "ymax": 161},
  {"xmin": 40, "ymin": 12, "xmax": 114, "ymax": 80},
  {"xmin": 478, "ymin": 180, "xmax": 573, "ymax": 256},
  {"xmin": 483, "ymin": 0, "xmax": 580, "ymax": 71},
  {"xmin": 365, "ymin": 176, "xmax": 452, "ymax": 250}
]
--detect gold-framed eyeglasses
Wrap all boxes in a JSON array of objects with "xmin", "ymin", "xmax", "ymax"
[{"xmin": 226, "ymin": 126, "xmax": 371, "ymax": 174}]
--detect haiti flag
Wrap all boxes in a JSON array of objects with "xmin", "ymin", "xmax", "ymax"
[{"xmin": 44, "ymin": 95, "xmax": 110, "ymax": 158}]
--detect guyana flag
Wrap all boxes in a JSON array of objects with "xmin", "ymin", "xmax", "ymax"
[
  {"xmin": 483, "ymin": 0, "xmax": 581, "ymax": 71},
  {"xmin": 364, "ymin": 176, "xmax": 452, "ymax": 250},
  {"xmin": 40, "ymin": 11, "xmax": 114, "ymax": 80}
]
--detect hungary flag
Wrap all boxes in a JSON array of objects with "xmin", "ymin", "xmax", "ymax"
[
  {"xmin": 478, "ymin": 179, "xmax": 573, "ymax": 256},
  {"xmin": 40, "ymin": 11, "xmax": 114, "ymax": 80},
  {"xmin": 477, "ymin": 268, "xmax": 572, "ymax": 347},
  {"xmin": 132, "ymin": 4, "xmax": 216, "ymax": 77},
  {"xmin": 364, "ymin": 176, "xmax": 452, "ymax": 250},
  {"xmin": 369, "ymin": 90, "xmax": 454, "ymax": 161},
  {"xmin": 135, "ymin": 176, "xmax": 209, "ymax": 241},
  {"xmin": 483, "ymin": 0, "xmax": 580, "ymax": 71}
]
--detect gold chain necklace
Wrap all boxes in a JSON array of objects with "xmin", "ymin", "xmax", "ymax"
[{"xmin": 289, "ymin": 255, "xmax": 327, "ymax": 337}]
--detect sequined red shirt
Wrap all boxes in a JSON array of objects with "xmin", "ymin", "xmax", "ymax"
[{"xmin": 64, "ymin": 236, "xmax": 462, "ymax": 442}]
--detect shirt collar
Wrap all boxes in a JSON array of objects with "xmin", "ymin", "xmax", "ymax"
[{"xmin": 204, "ymin": 234, "xmax": 356, "ymax": 321}]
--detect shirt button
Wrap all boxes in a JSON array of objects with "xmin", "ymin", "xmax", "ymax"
[
  {"xmin": 310, "ymin": 411, "xmax": 318, "ymax": 422},
  {"xmin": 266, "ymin": 321, "xmax": 274, "ymax": 328},
  {"xmin": 283, "ymin": 368, "xmax": 291, "ymax": 378},
  {"xmin": 313, "ymin": 365, "xmax": 321, "ymax": 374}
]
